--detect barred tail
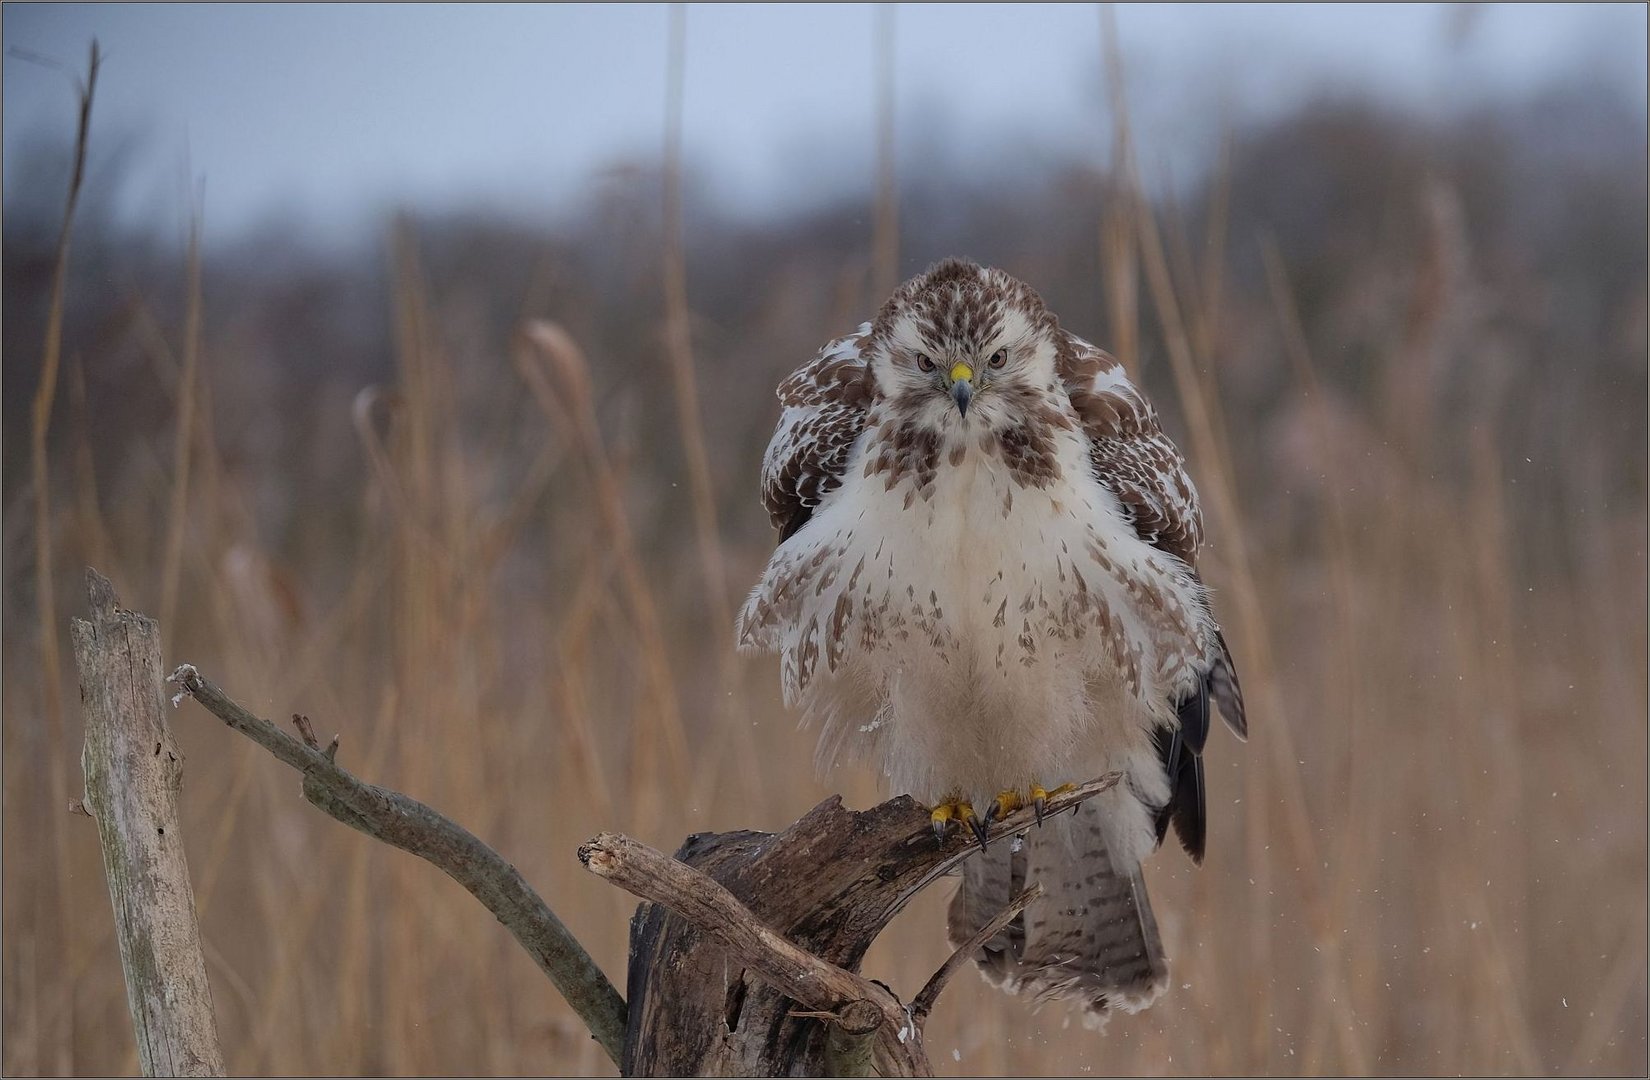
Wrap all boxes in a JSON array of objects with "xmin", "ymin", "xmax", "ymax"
[{"xmin": 947, "ymin": 799, "xmax": 1168, "ymax": 1025}]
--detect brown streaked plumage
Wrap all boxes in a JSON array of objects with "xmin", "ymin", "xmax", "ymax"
[{"xmin": 739, "ymin": 258, "xmax": 1246, "ymax": 1025}]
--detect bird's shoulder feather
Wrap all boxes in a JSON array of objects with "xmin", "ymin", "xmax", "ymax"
[
  {"xmin": 1056, "ymin": 331, "xmax": 1204, "ymax": 565},
  {"xmin": 760, "ymin": 326, "xmax": 878, "ymax": 541}
]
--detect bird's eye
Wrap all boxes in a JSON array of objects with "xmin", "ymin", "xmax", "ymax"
[
  {"xmin": 989, "ymin": 348, "xmax": 1008, "ymax": 368},
  {"xmin": 916, "ymin": 354, "xmax": 936, "ymax": 373}
]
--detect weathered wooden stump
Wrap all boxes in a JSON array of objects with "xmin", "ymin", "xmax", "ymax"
[
  {"xmin": 619, "ymin": 797, "xmax": 971, "ymax": 1076},
  {"xmin": 594, "ymin": 780, "xmax": 1112, "ymax": 1077}
]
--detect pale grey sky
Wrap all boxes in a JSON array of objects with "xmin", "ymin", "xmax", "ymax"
[{"xmin": 4, "ymin": 3, "xmax": 1645, "ymax": 246}]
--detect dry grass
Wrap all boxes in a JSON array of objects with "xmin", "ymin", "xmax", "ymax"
[{"xmin": 3, "ymin": 37, "xmax": 1645, "ymax": 1080}]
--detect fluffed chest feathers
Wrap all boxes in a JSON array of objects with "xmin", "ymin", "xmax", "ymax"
[{"xmin": 855, "ymin": 419, "xmax": 1144, "ymax": 669}]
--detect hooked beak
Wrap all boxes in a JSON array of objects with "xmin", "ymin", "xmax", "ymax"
[{"xmin": 948, "ymin": 362, "xmax": 974, "ymax": 417}]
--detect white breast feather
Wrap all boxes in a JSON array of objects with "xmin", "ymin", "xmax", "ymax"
[{"xmin": 737, "ymin": 405, "xmax": 1215, "ymax": 866}]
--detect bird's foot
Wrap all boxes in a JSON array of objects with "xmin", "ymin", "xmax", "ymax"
[
  {"xmin": 930, "ymin": 795, "xmax": 988, "ymax": 849},
  {"xmin": 979, "ymin": 783, "xmax": 1074, "ymax": 842},
  {"xmin": 935, "ymin": 783, "xmax": 1082, "ymax": 850}
]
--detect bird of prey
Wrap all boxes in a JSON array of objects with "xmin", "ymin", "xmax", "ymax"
[{"xmin": 736, "ymin": 258, "xmax": 1245, "ymax": 1024}]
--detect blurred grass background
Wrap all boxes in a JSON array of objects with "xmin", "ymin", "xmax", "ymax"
[{"xmin": 2, "ymin": 8, "xmax": 1646, "ymax": 1077}]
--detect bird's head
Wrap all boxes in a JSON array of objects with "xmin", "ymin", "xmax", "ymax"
[{"xmin": 865, "ymin": 258, "xmax": 1062, "ymax": 429}]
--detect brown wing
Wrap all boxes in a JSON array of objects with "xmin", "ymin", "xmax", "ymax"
[
  {"xmin": 1056, "ymin": 332, "xmax": 1203, "ymax": 564},
  {"xmin": 1057, "ymin": 331, "xmax": 1245, "ymax": 861},
  {"xmin": 760, "ymin": 328, "xmax": 877, "ymax": 542}
]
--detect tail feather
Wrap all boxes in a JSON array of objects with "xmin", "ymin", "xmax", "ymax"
[
  {"xmin": 947, "ymin": 800, "xmax": 1168, "ymax": 1025},
  {"xmin": 946, "ymin": 837, "xmax": 1027, "ymax": 987}
]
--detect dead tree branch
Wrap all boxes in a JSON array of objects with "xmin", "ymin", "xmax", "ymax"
[
  {"xmin": 167, "ymin": 663, "xmax": 628, "ymax": 1066},
  {"xmin": 581, "ymin": 832, "xmax": 931, "ymax": 1076},
  {"xmin": 911, "ymin": 883, "xmax": 1042, "ymax": 1023},
  {"xmin": 605, "ymin": 775, "xmax": 1118, "ymax": 1075},
  {"xmin": 73, "ymin": 569, "xmax": 225, "ymax": 1077}
]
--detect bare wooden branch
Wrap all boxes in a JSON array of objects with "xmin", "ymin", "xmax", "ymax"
[
  {"xmin": 581, "ymin": 832, "xmax": 895, "ymax": 1014},
  {"xmin": 911, "ymin": 883, "xmax": 1042, "ymax": 1022},
  {"xmin": 73, "ymin": 568, "xmax": 225, "ymax": 1077},
  {"xmin": 580, "ymin": 832, "xmax": 929, "ymax": 1075},
  {"xmin": 791, "ymin": 999, "xmax": 884, "ymax": 1077},
  {"xmin": 168, "ymin": 663, "xmax": 628, "ymax": 1066}
]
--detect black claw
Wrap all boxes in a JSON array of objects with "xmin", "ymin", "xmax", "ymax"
[
  {"xmin": 1033, "ymin": 796, "xmax": 1046, "ymax": 827},
  {"xmin": 969, "ymin": 815, "xmax": 990, "ymax": 850}
]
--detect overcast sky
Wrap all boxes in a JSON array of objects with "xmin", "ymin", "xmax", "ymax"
[{"xmin": 4, "ymin": 3, "xmax": 1645, "ymax": 247}]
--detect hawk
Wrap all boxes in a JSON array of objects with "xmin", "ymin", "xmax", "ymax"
[{"xmin": 736, "ymin": 258, "xmax": 1246, "ymax": 1024}]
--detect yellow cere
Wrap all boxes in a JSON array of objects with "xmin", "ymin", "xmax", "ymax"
[{"xmin": 948, "ymin": 362, "xmax": 974, "ymax": 383}]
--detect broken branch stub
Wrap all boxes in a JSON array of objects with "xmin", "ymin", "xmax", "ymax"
[{"xmin": 73, "ymin": 568, "xmax": 225, "ymax": 1077}]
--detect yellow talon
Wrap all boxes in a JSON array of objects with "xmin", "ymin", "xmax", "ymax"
[
  {"xmin": 957, "ymin": 801, "xmax": 988, "ymax": 848},
  {"xmin": 1030, "ymin": 782, "xmax": 1077, "ymax": 826},
  {"xmin": 930, "ymin": 802, "xmax": 955, "ymax": 836},
  {"xmin": 930, "ymin": 796, "xmax": 987, "ymax": 848},
  {"xmin": 989, "ymin": 789, "xmax": 1024, "ymax": 822}
]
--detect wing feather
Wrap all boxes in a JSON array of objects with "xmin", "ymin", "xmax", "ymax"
[
  {"xmin": 1210, "ymin": 627, "xmax": 1247, "ymax": 739},
  {"xmin": 1056, "ymin": 332, "xmax": 1203, "ymax": 564},
  {"xmin": 759, "ymin": 327, "xmax": 876, "ymax": 542},
  {"xmin": 1155, "ymin": 680, "xmax": 1211, "ymax": 862},
  {"xmin": 1060, "ymin": 331, "xmax": 1246, "ymax": 859}
]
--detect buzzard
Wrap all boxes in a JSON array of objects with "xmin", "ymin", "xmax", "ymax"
[{"xmin": 736, "ymin": 258, "xmax": 1246, "ymax": 1023}]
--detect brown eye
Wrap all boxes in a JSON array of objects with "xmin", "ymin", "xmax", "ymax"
[
  {"xmin": 989, "ymin": 348, "xmax": 1008, "ymax": 368},
  {"xmin": 916, "ymin": 354, "xmax": 936, "ymax": 373}
]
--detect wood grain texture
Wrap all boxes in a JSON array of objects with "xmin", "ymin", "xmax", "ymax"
[
  {"xmin": 581, "ymin": 831, "xmax": 929, "ymax": 1077},
  {"xmin": 608, "ymin": 776, "xmax": 1117, "ymax": 1076},
  {"xmin": 73, "ymin": 568, "xmax": 225, "ymax": 1077}
]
